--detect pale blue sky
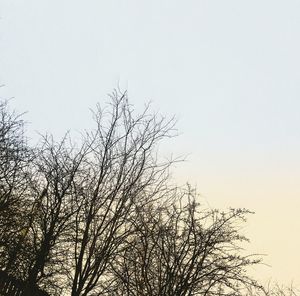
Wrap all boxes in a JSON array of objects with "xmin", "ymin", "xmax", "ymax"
[{"xmin": 1, "ymin": 0, "xmax": 300, "ymax": 285}]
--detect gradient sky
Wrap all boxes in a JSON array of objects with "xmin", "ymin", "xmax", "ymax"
[{"xmin": 1, "ymin": 0, "xmax": 300, "ymax": 286}]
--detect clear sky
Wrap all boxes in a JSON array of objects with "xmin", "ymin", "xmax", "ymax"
[{"xmin": 1, "ymin": 0, "xmax": 300, "ymax": 286}]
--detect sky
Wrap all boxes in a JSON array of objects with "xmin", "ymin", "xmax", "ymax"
[{"xmin": 1, "ymin": 0, "xmax": 300, "ymax": 286}]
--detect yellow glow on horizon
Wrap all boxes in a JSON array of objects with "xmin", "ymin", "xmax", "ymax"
[{"xmin": 173, "ymin": 162, "xmax": 300, "ymax": 286}]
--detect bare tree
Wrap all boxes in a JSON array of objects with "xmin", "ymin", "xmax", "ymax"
[
  {"xmin": 246, "ymin": 281, "xmax": 300, "ymax": 296},
  {"xmin": 68, "ymin": 92, "xmax": 176, "ymax": 296},
  {"xmin": 1, "ymin": 94, "xmax": 290, "ymax": 296},
  {"xmin": 111, "ymin": 186, "xmax": 261, "ymax": 296},
  {"xmin": 0, "ymin": 93, "xmax": 177, "ymax": 296},
  {"xmin": 0, "ymin": 100, "xmax": 30, "ymax": 274},
  {"xmin": 22, "ymin": 135, "xmax": 89, "ymax": 295},
  {"xmin": 0, "ymin": 100, "xmax": 28, "ymax": 212}
]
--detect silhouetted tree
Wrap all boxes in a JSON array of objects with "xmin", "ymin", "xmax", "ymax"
[
  {"xmin": 110, "ymin": 186, "xmax": 261, "ymax": 296},
  {"xmin": 0, "ymin": 100, "xmax": 31, "ymax": 274},
  {"xmin": 246, "ymin": 281, "xmax": 300, "ymax": 296},
  {"xmin": 23, "ymin": 135, "xmax": 89, "ymax": 295},
  {"xmin": 67, "ymin": 93, "xmax": 176, "ymax": 296},
  {"xmin": 1, "ymin": 93, "xmax": 291, "ymax": 296}
]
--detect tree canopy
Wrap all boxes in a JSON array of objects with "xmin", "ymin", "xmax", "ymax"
[{"xmin": 0, "ymin": 93, "xmax": 295, "ymax": 296}]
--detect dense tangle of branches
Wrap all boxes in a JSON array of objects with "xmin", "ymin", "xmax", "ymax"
[{"xmin": 0, "ymin": 93, "xmax": 294, "ymax": 296}]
